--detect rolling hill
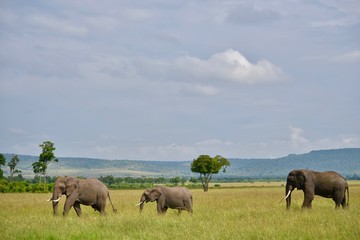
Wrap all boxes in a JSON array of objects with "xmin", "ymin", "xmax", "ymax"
[{"xmin": 2, "ymin": 148, "xmax": 360, "ymax": 179}]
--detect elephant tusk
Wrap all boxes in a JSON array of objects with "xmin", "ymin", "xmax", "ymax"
[
  {"xmin": 135, "ymin": 200, "xmax": 145, "ymax": 206},
  {"xmin": 52, "ymin": 197, "xmax": 61, "ymax": 203},
  {"xmin": 279, "ymin": 190, "xmax": 292, "ymax": 203},
  {"xmin": 47, "ymin": 198, "xmax": 52, "ymax": 202},
  {"xmin": 285, "ymin": 190, "xmax": 292, "ymax": 199}
]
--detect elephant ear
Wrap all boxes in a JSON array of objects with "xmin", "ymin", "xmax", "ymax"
[
  {"xmin": 288, "ymin": 171, "xmax": 295, "ymax": 181},
  {"xmin": 149, "ymin": 189, "xmax": 161, "ymax": 202},
  {"xmin": 65, "ymin": 177, "xmax": 79, "ymax": 196},
  {"xmin": 296, "ymin": 170, "xmax": 307, "ymax": 189}
]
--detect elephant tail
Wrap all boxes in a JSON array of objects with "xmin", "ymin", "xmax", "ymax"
[
  {"xmin": 346, "ymin": 186, "xmax": 349, "ymax": 207},
  {"xmin": 108, "ymin": 192, "xmax": 118, "ymax": 214}
]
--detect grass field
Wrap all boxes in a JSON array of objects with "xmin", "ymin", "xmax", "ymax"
[{"xmin": 1, "ymin": 182, "xmax": 359, "ymax": 239}]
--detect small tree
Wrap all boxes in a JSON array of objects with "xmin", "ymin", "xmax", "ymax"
[
  {"xmin": 170, "ymin": 176, "xmax": 181, "ymax": 186},
  {"xmin": 191, "ymin": 155, "xmax": 230, "ymax": 192},
  {"xmin": 8, "ymin": 155, "xmax": 22, "ymax": 182},
  {"xmin": 32, "ymin": 141, "xmax": 58, "ymax": 190},
  {"xmin": 0, "ymin": 153, "xmax": 6, "ymax": 179}
]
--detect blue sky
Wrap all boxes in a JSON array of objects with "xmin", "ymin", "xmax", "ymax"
[{"xmin": 1, "ymin": 0, "xmax": 359, "ymax": 160}]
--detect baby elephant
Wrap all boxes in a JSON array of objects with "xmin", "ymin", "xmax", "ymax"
[{"xmin": 137, "ymin": 186, "xmax": 193, "ymax": 215}]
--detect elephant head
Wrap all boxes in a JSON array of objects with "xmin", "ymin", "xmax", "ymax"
[
  {"xmin": 137, "ymin": 188, "xmax": 162, "ymax": 213},
  {"xmin": 48, "ymin": 176, "xmax": 79, "ymax": 215},
  {"xmin": 284, "ymin": 170, "xmax": 307, "ymax": 209}
]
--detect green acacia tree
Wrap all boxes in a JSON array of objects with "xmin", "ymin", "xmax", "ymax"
[
  {"xmin": 0, "ymin": 153, "xmax": 6, "ymax": 179},
  {"xmin": 32, "ymin": 141, "xmax": 58, "ymax": 190},
  {"xmin": 8, "ymin": 155, "xmax": 22, "ymax": 182},
  {"xmin": 191, "ymin": 155, "xmax": 230, "ymax": 192}
]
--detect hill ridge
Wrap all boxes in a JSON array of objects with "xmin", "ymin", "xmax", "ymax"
[{"xmin": 2, "ymin": 148, "xmax": 360, "ymax": 179}]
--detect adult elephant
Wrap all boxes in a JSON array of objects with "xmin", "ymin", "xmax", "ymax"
[
  {"xmin": 283, "ymin": 169, "xmax": 349, "ymax": 209},
  {"xmin": 47, "ymin": 176, "xmax": 117, "ymax": 216},
  {"xmin": 137, "ymin": 186, "xmax": 193, "ymax": 215}
]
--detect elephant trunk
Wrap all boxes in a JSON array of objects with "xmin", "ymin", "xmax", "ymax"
[
  {"xmin": 285, "ymin": 184, "xmax": 293, "ymax": 210},
  {"xmin": 138, "ymin": 194, "xmax": 146, "ymax": 213},
  {"xmin": 53, "ymin": 200, "xmax": 59, "ymax": 216},
  {"xmin": 51, "ymin": 188, "xmax": 61, "ymax": 216}
]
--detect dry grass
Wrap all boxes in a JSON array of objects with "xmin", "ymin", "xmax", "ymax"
[{"xmin": 1, "ymin": 182, "xmax": 359, "ymax": 239}]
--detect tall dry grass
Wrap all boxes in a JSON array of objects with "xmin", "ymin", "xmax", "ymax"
[{"xmin": 1, "ymin": 182, "xmax": 359, "ymax": 239}]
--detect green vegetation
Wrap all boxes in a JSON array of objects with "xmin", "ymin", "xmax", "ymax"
[
  {"xmin": 32, "ymin": 141, "xmax": 58, "ymax": 188},
  {"xmin": 7, "ymin": 155, "xmax": 22, "ymax": 182},
  {"xmin": 0, "ymin": 175, "xmax": 197, "ymax": 193},
  {"xmin": 0, "ymin": 179, "xmax": 54, "ymax": 193},
  {"xmin": 1, "ymin": 182, "xmax": 359, "ymax": 240},
  {"xmin": 191, "ymin": 155, "xmax": 230, "ymax": 191},
  {"xmin": 0, "ymin": 153, "xmax": 6, "ymax": 178}
]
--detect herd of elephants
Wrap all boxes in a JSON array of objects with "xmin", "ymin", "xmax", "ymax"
[{"xmin": 47, "ymin": 169, "xmax": 349, "ymax": 217}]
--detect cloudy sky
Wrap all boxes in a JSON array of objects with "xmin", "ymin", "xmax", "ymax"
[{"xmin": 1, "ymin": 0, "xmax": 359, "ymax": 160}]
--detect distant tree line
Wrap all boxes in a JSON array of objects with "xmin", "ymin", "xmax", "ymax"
[
  {"xmin": 99, "ymin": 175, "xmax": 205, "ymax": 189},
  {"xmin": 1, "ymin": 143, "xmax": 359, "ymax": 193},
  {"xmin": 0, "ymin": 174, "xmax": 202, "ymax": 193}
]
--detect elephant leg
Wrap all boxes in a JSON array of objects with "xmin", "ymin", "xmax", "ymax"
[
  {"xmin": 186, "ymin": 206, "xmax": 193, "ymax": 214},
  {"xmin": 333, "ymin": 189, "xmax": 347, "ymax": 209},
  {"xmin": 99, "ymin": 202, "xmax": 106, "ymax": 216},
  {"xmin": 99, "ymin": 205, "xmax": 107, "ymax": 216},
  {"xmin": 156, "ymin": 201, "xmax": 164, "ymax": 214},
  {"xmin": 337, "ymin": 193, "xmax": 347, "ymax": 209},
  {"xmin": 334, "ymin": 200, "xmax": 341, "ymax": 209},
  {"xmin": 302, "ymin": 191, "xmax": 314, "ymax": 209},
  {"xmin": 341, "ymin": 196, "xmax": 347, "ymax": 209},
  {"xmin": 73, "ymin": 202, "xmax": 82, "ymax": 217},
  {"xmin": 184, "ymin": 200, "xmax": 193, "ymax": 214},
  {"xmin": 160, "ymin": 206, "xmax": 168, "ymax": 214},
  {"xmin": 97, "ymin": 198, "xmax": 107, "ymax": 216},
  {"xmin": 63, "ymin": 195, "xmax": 77, "ymax": 216}
]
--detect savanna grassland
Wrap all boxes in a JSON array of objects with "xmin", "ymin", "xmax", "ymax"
[{"xmin": 1, "ymin": 182, "xmax": 359, "ymax": 240}]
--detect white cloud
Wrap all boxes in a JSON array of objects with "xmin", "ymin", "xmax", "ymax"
[
  {"xmin": 341, "ymin": 137, "xmax": 359, "ymax": 145},
  {"xmin": 137, "ymin": 49, "xmax": 285, "ymax": 85},
  {"xmin": 311, "ymin": 136, "xmax": 360, "ymax": 150},
  {"xmin": 172, "ymin": 49, "xmax": 285, "ymax": 84},
  {"xmin": 289, "ymin": 126, "xmax": 309, "ymax": 147}
]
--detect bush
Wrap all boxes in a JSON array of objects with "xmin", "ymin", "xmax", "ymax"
[{"xmin": 0, "ymin": 179, "xmax": 53, "ymax": 193}]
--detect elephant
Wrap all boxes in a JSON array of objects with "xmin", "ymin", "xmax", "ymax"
[
  {"xmin": 137, "ymin": 186, "xmax": 193, "ymax": 215},
  {"xmin": 282, "ymin": 169, "xmax": 349, "ymax": 209},
  {"xmin": 47, "ymin": 176, "xmax": 117, "ymax": 216}
]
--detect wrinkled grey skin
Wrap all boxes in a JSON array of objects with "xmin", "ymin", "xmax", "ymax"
[
  {"xmin": 285, "ymin": 170, "xmax": 349, "ymax": 210},
  {"xmin": 49, "ymin": 176, "xmax": 117, "ymax": 216},
  {"xmin": 138, "ymin": 186, "xmax": 193, "ymax": 215}
]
